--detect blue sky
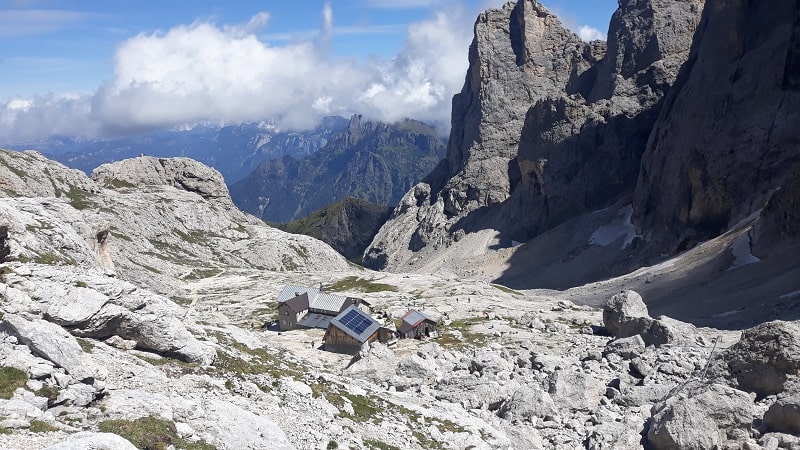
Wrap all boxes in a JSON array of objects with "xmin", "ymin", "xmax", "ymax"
[{"xmin": 0, "ymin": 0, "xmax": 617, "ymax": 141}]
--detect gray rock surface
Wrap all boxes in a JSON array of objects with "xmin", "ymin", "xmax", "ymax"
[
  {"xmin": 647, "ymin": 379, "xmax": 753, "ymax": 450},
  {"xmin": 602, "ymin": 290, "xmax": 677, "ymax": 346},
  {"xmin": 42, "ymin": 432, "xmax": 138, "ymax": 450},
  {"xmin": 364, "ymin": 0, "xmax": 705, "ymax": 272},
  {"xmin": 91, "ymin": 156, "xmax": 230, "ymax": 200},
  {"xmin": 2, "ymin": 314, "xmax": 107, "ymax": 384},
  {"xmin": 633, "ymin": 0, "xmax": 800, "ymax": 253},
  {"xmin": 719, "ymin": 320, "xmax": 800, "ymax": 399},
  {"xmin": 763, "ymin": 393, "xmax": 800, "ymax": 435}
]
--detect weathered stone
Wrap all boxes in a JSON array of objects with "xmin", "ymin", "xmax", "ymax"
[
  {"xmin": 91, "ymin": 156, "xmax": 230, "ymax": 201},
  {"xmin": 43, "ymin": 432, "xmax": 138, "ymax": 450},
  {"xmin": 117, "ymin": 313, "xmax": 215, "ymax": 365},
  {"xmin": 647, "ymin": 380, "xmax": 753, "ymax": 450},
  {"xmin": 603, "ymin": 291, "xmax": 649, "ymax": 337},
  {"xmin": 605, "ymin": 335, "xmax": 646, "ymax": 359},
  {"xmin": 633, "ymin": 0, "xmax": 800, "ymax": 252},
  {"xmin": 763, "ymin": 393, "xmax": 800, "ymax": 435},
  {"xmin": 498, "ymin": 386, "xmax": 558, "ymax": 423},
  {"xmin": 720, "ymin": 321, "xmax": 800, "ymax": 399},
  {"xmin": 2, "ymin": 314, "xmax": 107, "ymax": 383},
  {"xmin": 547, "ymin": 369, "xmax": 605, "ymax": 412}
]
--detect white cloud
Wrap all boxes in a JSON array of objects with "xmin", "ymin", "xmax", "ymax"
[
  {"xmin": 0, "ymin": 4, "xmax": 476, "ymax": 141},
  {"xmin": 578, "ymin": 25, "xmax": 606, "ymax": 42}
]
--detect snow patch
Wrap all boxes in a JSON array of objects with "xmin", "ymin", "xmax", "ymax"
[
  {"xmin": 780, "ymin": 289, "xmax": 800, "ymax": 299},
  {"xmin": 588, "ymin": 206, "xmax": 640, "ymax": 249},
  {"xmin": 726, "ymin": 232, "xmax": 761, "ymax": 271},
  {"xmin": 711, "ymin": 309, "xmax": 744, "ymax": 318}
]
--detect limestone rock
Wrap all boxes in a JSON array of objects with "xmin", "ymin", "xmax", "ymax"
[
  {"xmin": 344, "ymin": 342, "xmax": 398, "ymax": 385},
  {"xmin": 603, "ymin": 290, "xmax": 649, "ymax": 337},
  {"xmin": 647, "ymin": 379, "xmax": 753, "ymax": 450},
  {"xmin": 91, "ymin": 156, "xmax": 230, "ymax": 201},
  {"xmin": 763, "ymin": 393, "xmax": 800, "ymax": 435},
  {"xmin": 117, "ymin": 313, "xmax": 216, "ymax": 365},
  {"xmin": 547, "ymin": 369, "xmax": 605, "ymax": 412},
  {"xmin": 364, "ymin": 0, "xmax": 705, "ymax": 273},
  {"xmin": 633, "ymin": 0, "xmax": 800, "ymax": 252},
  {"xmin": 43, "ymin": 433, "xmax": 138, "ymax": 450},
  {"xmin": 604, "ymin": 335, "xmax": 646, "ymax": 359},
  {"xmin": 720, "ymin": 321, "xmax": 800, "ymax": 399},
  {"xmin": 2, "ymin": 314, "xmax": 107, "ymax": 383},
  {"xmin": 603, "ymin": 290, "xmax": 680, "ymax": 346},
  {"xmin": 0, "ymin": 150, "xmax": 99, "ymax": 199},
  {"xmin": 498, "ymin": 385, "xmax": 558, "ymax": 423}
]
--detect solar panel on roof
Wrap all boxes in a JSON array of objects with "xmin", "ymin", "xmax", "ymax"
[{"xmin": 339, "ymin": 309, "xmax": 372, "ymax": 335}]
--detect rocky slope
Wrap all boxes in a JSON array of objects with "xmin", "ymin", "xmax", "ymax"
[
  {"xmin": 363, "ymin": 0, "xmax": 800, "ymax": 325},
  {"xmin": 1, "ymin": 149, "xmax": 800, "ymax": 449},
  {"xmin": 230, "ymin": 115, "xmax": 446, "ymax": 223},
  {"xmin": 279, "ymin": 197, "xmax": 392, "ymax": 262}
]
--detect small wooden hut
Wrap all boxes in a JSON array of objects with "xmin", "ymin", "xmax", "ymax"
[
  {"xmin": 398, "ymin": 310, "xmax": 438, "ymax": 339},
  {"xmin": 323, "ymin": 305, "xmax": 380, "ymax": 353}
]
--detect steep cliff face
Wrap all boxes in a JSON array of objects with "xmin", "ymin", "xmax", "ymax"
[
  {"xmin": 633, "ymin": 0, "xmax": 800, "ymax": 253},
  {"xmin": 365, "ymin": 0, "xmax": 704, "ymax": 270}
]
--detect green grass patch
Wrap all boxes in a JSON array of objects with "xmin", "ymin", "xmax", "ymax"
[
  {"xmin": 110, "ymin": 231, "xmax": 133, "ymax": 242},
  {"xmin": 76, "ymin": 338, "xmax": 95, "ymax": 353},
  {"xmin": 61, "ymin": 186, "xmax": 96, "ymax": 210},
  {"xmin": 29, "ymin": 420, "xmax": 59, "ymax": 433},
  {"xmin": 437, "ymin": 317, "xmax": 490, "ymax": 348},
  {"xmin": 0, "ymin": 366, "xmax": 28, "ymax": 399},
  {"xmin": 490, "ymin": 283, "xmax": 520, "ymax": 296},
  {"xmin": 103, "ymin": 178, "xmax": 136, "ymax": 189},
  {"xmin": 281, "ymin": 254, "xmax": 299, "ymax": 271},
  {"xmin": 183, "ymin": 268, "xmax": 222, "ymax": 280},
  {"xmin": 98, "ymin": 416, "xmax": 215, "ymax": 450},
  {"xmin": 34, "ymin": 384, "xmax": 60, "ymax": 406},
  {"xmin": 328, "ymin": 276, "xmax": 397, "ymax": 293},
  {"xmin": 364, "ymin": 440, "xmax": 400, "ymax": 450}
]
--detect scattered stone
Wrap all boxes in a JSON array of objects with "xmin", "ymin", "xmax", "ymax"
[{"xmin": 647, "ymin": 380, "xmax": 753, "ymax": 449}]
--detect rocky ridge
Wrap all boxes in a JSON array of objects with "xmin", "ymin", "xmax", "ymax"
[
  {"xmin": 363, "ymin": 0, "xmax": 800, "ymax": 326},
  {"xmin": 364, "ymin": 0, "xmax": 705, "ymax": 270}
]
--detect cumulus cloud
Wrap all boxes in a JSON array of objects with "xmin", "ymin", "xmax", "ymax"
[
  {"xmin": 577, "ymin": 25, "xmax": 606, "ymax": 42},
  {"xmin": 0, "ymin": 4, "xmax": 476, "ymax": 141}
]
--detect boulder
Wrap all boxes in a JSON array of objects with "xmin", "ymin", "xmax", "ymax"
[
  {"xmin": 42, "ymin": 286, "xmax": 109, "ymax": 327},
  {"xmin": 547, "ymin": 369, "xmax": 605, "ymax": 412},
  {"xmin": 498, "ymin": 385, "xmax": 558, "ymax": 423},
  {"xmin": 763, "ymin": 393, "xmax": 800, "ymax": 435},
  {"xmin": 344, "ymin": 342, "xmax": 398, "ymax": 385},
  {"xmin": 2, "ymin": 314, "xmax": 107, "ymax": 383},
  {"xmin": 43, "ymin": 432, "xmax": 138, "ymax": 450},
  {"xmin": 603, "ymin": 290, "xmax": 676, "ymax": 346},
  {"xmin": 187, "ymin": 398, "xmax": 296, "ymax": 450},
  {"xmin": 91, "ymin": 156, "xmax": 230, "ymax": 201},
  {"xmin": 647, "ymin": 379, "xmax": 753, "ymax": 450},
  {"xmin": 603, "ymin": 291, "xmax": 649, "ymax": 337},
  {"xmin": 720, "ymin": 321, "xmax": 800, "ymax": 399},
  {"xmin": 117, "ymin": 313, "xmax": 216, "ymax": 365},
  {"xmin": 604, "ymin": 334, "xmax": 646, "ymax": 359}
]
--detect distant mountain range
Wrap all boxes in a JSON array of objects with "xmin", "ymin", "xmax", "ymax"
[
  {"xmin": 5, "ymin": 116, "xmax": 350, "ymax": 184},
  {"xmin": 230, "ymin": 115, "xmax": 447, "ymax": 223}
]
